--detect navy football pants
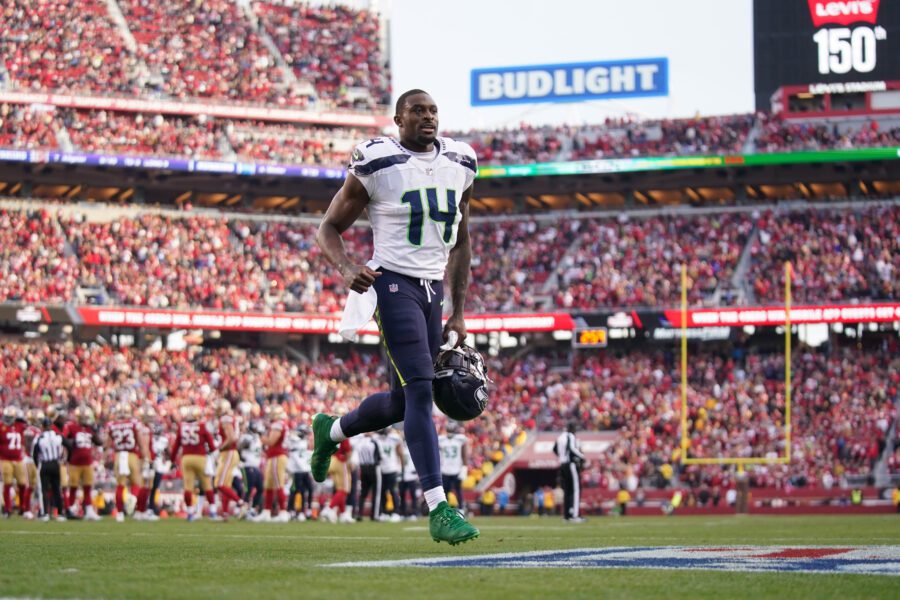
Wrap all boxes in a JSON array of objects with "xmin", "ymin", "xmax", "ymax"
[{"xmin": 340, "ymin": 269, "xmax": 444, "ymax": 491}]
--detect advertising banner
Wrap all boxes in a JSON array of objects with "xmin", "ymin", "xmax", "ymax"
[{"xmin": 471, "ymin": 58, "xmax": 668, "ymax": 106}]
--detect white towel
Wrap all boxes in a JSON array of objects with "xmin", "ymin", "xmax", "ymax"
[
  {"xmin": 338, "ymin": 260, "xmax": 379, "ymax": 342},
  {"xmin": 204, "ymin": 454, "xmax": 217, "ymax": 477},
  {"xmin": 116, "ymin": 451, "xmax": 130, "ymax": 476}
]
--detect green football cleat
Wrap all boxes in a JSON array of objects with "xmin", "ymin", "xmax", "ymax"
[
  {"xmin": 310, "ymin": 413, "xmax": 340, "ymax": 482},
  {"xmin": 429, "ymin": 501, "xmax": 480, "ymax": 546}
]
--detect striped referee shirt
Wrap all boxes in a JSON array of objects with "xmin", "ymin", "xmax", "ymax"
[
  {"xmin": 554, "ymin": 432, "xmax": 586, "ymax": 465},
  {"xmin": 355, "ymin": 436, "xmax": 381, "ymax": 467},
  {"xmin": 33, "ymin": 429, "xmax": 65, "ymax": 464}
]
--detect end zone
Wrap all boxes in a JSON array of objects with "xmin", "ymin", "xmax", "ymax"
[{"xmin": 326, "ymin": 546, "xmax": 900, "ymax": 576}]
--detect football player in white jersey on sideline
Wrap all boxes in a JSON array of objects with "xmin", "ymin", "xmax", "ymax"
[
  {"xmin": 286, "ymin": 424, "xmax": 313, "ymax": 521},
  {"xmin": 313, "ymin": 89, "xmax": 479, "ymax": 545},
  {"xmin": 439, "ymin": 421, "xmax": 469, "ymax": 515},
  {"xmin": 399, "ymin": 435, "xmax": 421, "ymax": 520},
  {"xmin": 375, "ymin": 427, "xmax": 403, "ymax": 522}
]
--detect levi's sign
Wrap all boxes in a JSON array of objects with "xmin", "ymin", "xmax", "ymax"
[{"xmin": 471, "ymin": 58, "xmax": 668, "ymax": 106}]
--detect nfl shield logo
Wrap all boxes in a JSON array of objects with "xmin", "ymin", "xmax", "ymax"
[{"xmin": 389, "ymin": 283, "xmax": 399, "ymax": 293}]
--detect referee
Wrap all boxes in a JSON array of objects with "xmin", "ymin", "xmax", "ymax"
[
  {"xmin": 355, "ymin": 433, "xmax": 381, "ymax": 521},
  {"xmin": 33, "ymin": 417, "xmax": 66, "ymax": 522},
  {"xmin": 554, "ymin": 421, "xmax": 588, "ymax": 523}
]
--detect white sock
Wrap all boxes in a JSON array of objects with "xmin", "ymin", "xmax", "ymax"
[
  {"xmin": 330, "ymin": 418, "xmax": 347, "ymax": 442},
  {"xmin": 424, "ymin": 486, "xmax": 447, "ymax": 512}
]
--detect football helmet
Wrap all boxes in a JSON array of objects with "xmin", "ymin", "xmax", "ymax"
[
  {"xmin": 432, "ymin": 345, "xmax": 490, "ymax": 422},
  {"xmin": 2, "ymin": 405, "xmax": 18, "ymax": 425},
  {"xmin": 215, "ymin": 399, "xmax": 232, "ymax": 417},
  {"xmin": 26, "ymin": 409, "xmax": 45, "ymax": 426},
  {"xmin": 76, "ymin": 405, "xmax": 94, "ymax": 425}
]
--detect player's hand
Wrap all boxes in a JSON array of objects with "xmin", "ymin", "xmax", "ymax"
[
  {"xmin": 341, "ymin": 264, "xmax": 381, "ymax": 294},
  {"xmin": 442, "ymin": 315, "xmax": 467, "ymax": 349}
]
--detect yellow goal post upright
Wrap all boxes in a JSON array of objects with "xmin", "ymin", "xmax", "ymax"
[{"xmin": 678, "ymin": 262, "xmax": 792, "ymax": 468}]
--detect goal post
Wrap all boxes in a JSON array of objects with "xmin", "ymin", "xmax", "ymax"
[{"xmin": 679, "ymin": 262, "xmax": 793, "ymax": 467}]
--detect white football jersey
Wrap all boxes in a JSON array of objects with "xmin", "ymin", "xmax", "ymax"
[
  {"xmin": 286, "ymin": 433, "xmax": 312, "ymax": 474},
  {"xmin": 349, "ymin": 136, "xmax": 478, "ymax": 280},
  {"xmin": 376, "ymin": 431, "xmax": 403, "ymax": 475},
  {"xmin": 439, "ymin": 433, "xmax": 467, "ymax": 476},
  {"xmin": 401, "ymin": 442, "xmax": 418, "ymax": 482}
]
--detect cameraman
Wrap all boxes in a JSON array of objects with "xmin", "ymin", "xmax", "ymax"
[{"xmin": 554, "ymin": 421, "xmax": 588, "ymax": 522}]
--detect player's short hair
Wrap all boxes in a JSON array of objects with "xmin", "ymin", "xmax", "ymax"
[{"xmin": 395, "ymin": 89, "xmax": 430, "ymax": 116}]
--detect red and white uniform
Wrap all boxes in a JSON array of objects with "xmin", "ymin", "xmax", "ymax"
[
  {"xmin": 63, "ymin": 422, "xmax": 97, "ymax": 466},
  {"xmin": 0, "ymin": 422, "xmax": 25, "ymax": 461},
  {"xmin": 107, "ymin": 419, "xmax": 142, "ymax": 454},
  {"xmin": 218, "ymin": 415, "xmax": 241, "ymax": 451},
  {"xmin": 264, "ymin": 420, "xmax": 288, "ymax": 459},
  {"xmin": 171, "ymin": 421, "xmax": 217, "ymax": 457}
]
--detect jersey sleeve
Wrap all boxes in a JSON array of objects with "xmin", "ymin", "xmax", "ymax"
[
  {"xmin": 447, "ymin": 139, "xmax": 478, "ymax": 191},
  {"xmin": 348, "ymin": 138, "xmax": 395, "ymax": 196}
]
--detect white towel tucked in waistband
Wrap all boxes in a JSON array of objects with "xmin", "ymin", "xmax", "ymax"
[{"xmin": 338, "ymin": 260, "xmax": 379, "ymax": 342}]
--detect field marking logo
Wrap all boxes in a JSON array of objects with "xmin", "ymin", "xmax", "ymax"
[{"xmin": 326, "ymin": 546, "xmax": 900, "ymax": 576}]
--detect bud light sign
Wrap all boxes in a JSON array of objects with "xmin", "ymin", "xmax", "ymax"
[{"xmin": 471, "ymin": 58, "xmax": 668, "ymax": 106}]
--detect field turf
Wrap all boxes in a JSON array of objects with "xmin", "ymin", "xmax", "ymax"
[{"xmin": 1, "ymin": 514, "xmax": 898, "ymax": 599}]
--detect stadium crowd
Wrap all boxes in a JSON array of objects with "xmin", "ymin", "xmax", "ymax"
[
  {"xmin": 0, "ymin": 104, "xmax": 60, "ymax": 150},
  {"xmin": 0, "ymin": 204, "xmax": 896, "ymax": 310},
  {"xmin": 755, "ymin": 114, "xmax": 900, "ymax": 153},
  {"xmin": 749, "ymin": 205, "xmax": 899, "ymax": 304},
  {"xmin": 254, "ymin": 1, "xmax": 391, "ymax": 109},
  {"xmin": 0, "ymin": 337, "xmax": 895, "ymax": 520},
  {"xmin": 555, "ymin": 212, "xmax": 752, "ymax": 309}
]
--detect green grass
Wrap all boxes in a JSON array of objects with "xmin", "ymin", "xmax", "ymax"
[{"xmin": 1, "ymin": 515, "xmax": 898, "ymax": 599}]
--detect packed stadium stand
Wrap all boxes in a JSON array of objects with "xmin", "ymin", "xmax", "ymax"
[
  {"xmin": 1, "ymin": 202, "xmax": 896, "ymax": 311},
  {"xmin": 0, "ymin": 0, "xmax": 898, "ymax": 523}
]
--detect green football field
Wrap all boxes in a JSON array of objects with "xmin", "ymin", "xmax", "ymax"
[{"xmin": 1, "ymin": 515, "xmax": 898, "ymax": 599}]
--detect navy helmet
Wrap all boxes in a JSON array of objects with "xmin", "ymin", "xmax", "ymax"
[{"xmin": 432, "ymin": 345, "xmax": 489, "ymax": 422}]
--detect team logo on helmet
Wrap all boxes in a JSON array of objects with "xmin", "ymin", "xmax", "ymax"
[{"xmin": 432, "ymin": 345, "xmax": 490, "ymax": 422}]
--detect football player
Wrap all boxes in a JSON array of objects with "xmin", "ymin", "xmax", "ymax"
[
  {"xmin": 399, "ymin": 435, "xmax": 421, "ymax": 520},
  {"xmin": 313, "ymin": 89, "xmax": 479, "ymax": 545},
  {"xmin": 239, "ymin": 418, "xmax": 264, "ymax": 515},
  {"xmin": 170, "ymin": 406, "xmax": 218, "ymax": 521},
  {"xmin": 23, "ymin": 409, "xmax": 44, "ymax": 516},
  {"xmin": 320, "ymin": 439, "xmax": 354, "ymax": 524},
  {"xmin": 254, "ymin": 405, "xmax": 289, "ymax": 522},
  {"xmin": 0, "ymin": 405, "xmax": 32, "ymax": 518},
  {"xmin": 286, "ymin": 424, "xmax": 313, "ymax": 521},
  {"xmin": 107, "ymin": 403, "xmax": 152, "ymax": 522},
  {"xmin": 375, "ymin": 427, "xmax": 403, "ymax": 522},
  {"xmin": 135, "ymin": 405, "xmax": 160, "ymax": 521},
  {"xmin": 214, "ymin": 400, "xmax": 244, "ymax": 518},
  {"xmin": 63, "ymin": 405, "xmax": 102, "ymax": 520},
  {"xmin": 46, "ymin": 405, "xmax": 69, "ymax": 508},
  {"xmin": 439, "ymin": 421, "xmax": 469, "ymax": 515}
]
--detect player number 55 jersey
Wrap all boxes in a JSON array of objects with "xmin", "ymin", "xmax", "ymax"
[{"xmin": 349, "ymin": 136, "xmax": 477, "ymax": 280}]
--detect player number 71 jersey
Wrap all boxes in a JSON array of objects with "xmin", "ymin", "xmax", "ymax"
[{"xmin": 349, "ymin": 136, "xmax": 477, "ymax": 281}]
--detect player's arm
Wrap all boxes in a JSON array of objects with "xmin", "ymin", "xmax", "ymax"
[
  {"xmin": 170, "ymin": 430, "xmax": 181, "ymax": 460},
  {"xmin": 261, "ymin": 426, "xmax": 280, "ymax": 449},
  {"xmin": 316, "ymin": 173, "xmax": 380, "ymax": 294},
  {"xmin": 443, "ymin": 185, "xmax": 473, "ymax": 347},
  {"xmin": 222, "ymin": 420, "xmax": 237, "ymax": 451},
  {"xmin": 138, "ymin": 426, "xmax": 151, "ymax": 461}
]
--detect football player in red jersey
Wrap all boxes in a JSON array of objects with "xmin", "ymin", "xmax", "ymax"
[
  {"xmin": 254, "ymin": 405, "xmax": 290, "ymax": 522},
  {"xmin": 0, "ymin": 405, "xmax": 33, "ymax": 518},
  {"xmin": 63, "ymin": 405, "xmax": 102, "ymax": 520},
  {"xmin": 171, "ymin": 406, "xmax": 218, "ymax": 521},
  {"xmin": 320, "ymin": 439, "xmax": 353, "ymax": 524},
  {"xmin": 214, "ymin": 400, "xmax": 244, "ymax": 518},
  {"xmin": 135, "ymin": 405, "xmax": 160, "ymax": 521},
  {"xmin": 107, "ymin": 403, "xmax": 152, "ymax": 522}
]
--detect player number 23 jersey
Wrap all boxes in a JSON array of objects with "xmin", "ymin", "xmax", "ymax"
[{"xmin": 349, "ymin": 136, "xmax": 477, "ymax": 280}]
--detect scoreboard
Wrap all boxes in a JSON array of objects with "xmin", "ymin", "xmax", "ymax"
[{"xmin": 754, "ymin": 0, "xmax": 900, "ymax": 109}]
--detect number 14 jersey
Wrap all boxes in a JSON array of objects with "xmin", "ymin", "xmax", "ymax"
[{"xmin": 349, "ymin": 136, "xmax": 477, "ymax": 281}]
